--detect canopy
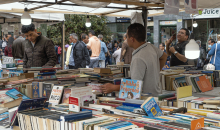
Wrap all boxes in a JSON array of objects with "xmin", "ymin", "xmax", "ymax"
[{"xmin": 0, "ymin": 0, "xmax": 219, "ymax": 18}]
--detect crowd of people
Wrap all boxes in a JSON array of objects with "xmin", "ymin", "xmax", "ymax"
[
  {"xmin": 0, "ymin": 23, "xmax": 135, "ymax": 70},
  {"xmin": 1, "ymin": 22, "xmax": 220, "ymax": 96}
]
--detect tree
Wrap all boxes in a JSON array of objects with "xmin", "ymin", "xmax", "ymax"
[{"xmin": 40, "ymin": 14, "xmax": 112, "ymax": 46}]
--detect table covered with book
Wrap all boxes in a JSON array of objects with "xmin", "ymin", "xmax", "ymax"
[{"xmin": 1, "ymin": 62, "xmax": 220, "ymax": 130}]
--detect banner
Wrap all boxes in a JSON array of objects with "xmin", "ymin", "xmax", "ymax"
[
  {"xmin": 185, "ymin": 0, "xmax": 199, "ymax": 14},
  {"xmin": 164, "ymin": 0, "xmax": 179, "ymax": 15}
]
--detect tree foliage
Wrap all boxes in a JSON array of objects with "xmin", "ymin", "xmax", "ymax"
[{"xmin": 40, "ymin": 14, "xmax": 112, "ymax": 45}]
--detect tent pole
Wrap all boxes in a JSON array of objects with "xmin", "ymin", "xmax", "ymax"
[
  {"xmin": 61, "ymin": 20, "xmax": 65, "ymax": 70},
  {"xmin": 142, "ymin": 7, "xmax": 148, "ymax": 42}
]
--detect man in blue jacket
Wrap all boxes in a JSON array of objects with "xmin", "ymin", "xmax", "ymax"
[{"xmin": 98, "ymin": 34, "xmax": 108, "ymax": 68}]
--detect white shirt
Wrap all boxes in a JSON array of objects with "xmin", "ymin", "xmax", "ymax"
[
  {"xmin": 2, "ymin": 41, "xmax": 7, "ymax": 48},
  {"xmin": 112, "ymin": 48, "xmax": 122, "ymax": 64}
]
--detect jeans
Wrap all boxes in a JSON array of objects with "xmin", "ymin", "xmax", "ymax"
[
  {"xmin": 105, "ymin": 56, "xmax": 112, "ymax": 66},
  {"xmin": 99, "ymin": 60, "xmax": 105, "ymax": 68},
  {"xmin": 89, "ymin": 57, "xmax": 99, "ymax": 68}
]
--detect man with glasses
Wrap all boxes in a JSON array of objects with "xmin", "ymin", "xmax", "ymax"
[{"xmin": 166, "ymin": 28, "xmax": 189, "ymax": 66}]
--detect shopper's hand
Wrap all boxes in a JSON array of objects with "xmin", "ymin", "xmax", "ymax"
[
  {"xmin": 169, "ymin": 47, "xmax": 176, "ymax": 54},
  {"xmin": 166, "ymin": 36, "xmax": 175, "ymax": 45},
  {"xmin": 100, "ymin": 83, "xmax": 115, "ymax": 94}
]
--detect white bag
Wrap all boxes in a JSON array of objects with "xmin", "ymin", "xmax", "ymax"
[{"xmin": 205, "ymin": 43, "xmax": 218, "ymax": 70}]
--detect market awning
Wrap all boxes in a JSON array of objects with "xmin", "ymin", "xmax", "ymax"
[{"xmin": 0, "ymin": 0, "xmax": 219, "ymax": 18}]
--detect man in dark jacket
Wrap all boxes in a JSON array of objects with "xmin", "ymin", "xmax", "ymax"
[
  {"xmin": 12, "ymin": 32, "xmax": 25, "ymax": 59},
  {"xmin": 68, "ymin": 33, "xmax": 90, "ymax": 69},
  {"xmin": 21, "ymin": 23, "xmax": 57, "ymax": 71}
]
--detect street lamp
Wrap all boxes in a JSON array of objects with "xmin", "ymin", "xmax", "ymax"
[{"xmin": 21, "ymin": 8, "xmax": 31, "ymax": 25}]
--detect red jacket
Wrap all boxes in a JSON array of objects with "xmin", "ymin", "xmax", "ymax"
[{"xmin": 4, "ymin": 45, "xmax": 13, "ymax": 57}]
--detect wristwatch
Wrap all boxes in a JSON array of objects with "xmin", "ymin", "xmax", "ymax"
[{"xmin": 174, "ymin": 51, "xmax": 178, "ymax": 55}]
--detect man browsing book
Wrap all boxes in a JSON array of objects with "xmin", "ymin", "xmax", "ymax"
[{"xmin": 100, "ymin": 23, "xmax": 167, "ymax": 96}]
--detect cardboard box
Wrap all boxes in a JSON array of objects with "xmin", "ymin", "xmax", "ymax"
[{"xmin": 94, "ymin": 68, "xmax": 111, "ymax": 74}]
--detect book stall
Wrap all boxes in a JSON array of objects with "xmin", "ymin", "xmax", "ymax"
[{"xmin": 1, "ymin": 58, "xmax": 220, "ymax": 130}]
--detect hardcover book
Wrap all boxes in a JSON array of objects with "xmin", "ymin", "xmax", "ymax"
[
  {"xmin": 141, "ymin": 97, "xmax": 163, "ymax": 117},
  {"xmin": 49, "ymin": 86, "xmax": 64, "ymax": 105},
  {"xmin": 42, "ymin": 83, "xmax": 52, "ymax": 100},
  {"xmin": 32, "ymin": 82, "xmax": 40, "ymax": 98},
  {"xmin": 119, "ymin": 79, "xmax": 142, "ymax": 99},
  {"xmin": 69, "ymin": 96, "xmax": 80, "ymax": 112}
]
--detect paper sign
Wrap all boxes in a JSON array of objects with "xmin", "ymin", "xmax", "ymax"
[
  {"xmin": 2, "ymin": 56, "xmax": 14, "ymax": 64},
  {"xmin": 191, "ymin": 118, "xmax": 204, "ymax": 130}
]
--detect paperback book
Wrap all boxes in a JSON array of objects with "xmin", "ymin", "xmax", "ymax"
[
  {"xmin": 119, "ymin": 79, "xmax": 142, "ymax": 99},
  {"xmin": 141, "ymin": 97, "xmax": 163, "ymax": 117},
  {"xmin": 69, "ymin": 96, "xmax": 80, "ymax": 112},
  {"xmin": 32, "ymin": 82, "xmax": 40, "ymax": 98},
  {"xmin": 49, "ymin": 86, "xmax": 64, "ymax": 106},
  {"xmin": 42, "ymin": 83, "xmax": 52, "ymax": 100},
  {"xmin": 6, "ymin": 89, "xmax": 30, "ymax": 100}
]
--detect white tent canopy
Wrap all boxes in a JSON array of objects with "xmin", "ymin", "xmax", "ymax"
[
  {"xmin": 0, "ymin": 0, "xmax": 219, "ymax": 18},
  {"xmin": 0, "ymin": 0, "xmax": 164, "ymax": 18}
]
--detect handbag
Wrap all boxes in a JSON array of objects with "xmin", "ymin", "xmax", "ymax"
[{"xmin": 205, "ymin": 43, "xmax": 218, "ymax": 70}]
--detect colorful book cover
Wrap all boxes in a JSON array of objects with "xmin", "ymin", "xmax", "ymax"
[
  {"xmin": 32, "ymin": 82, "xmax": 40, "ymax": 98},
  {"xmin": 62, "ymin": 88, "xmax": 71, "ymax": 104},
  {"xmin": 141, "ymin": 97, "xmax": 163, "ymax": 117},
  {"xmin": 69, "ymin": 96, "xmax": 80, "ymax": 112},
  {"xmin": 0, "ymin": 90, "xmax": 14, "ymax": 103},
  {"xmin": 42, "ymin": 83, "xmax": 52, "ymax": 100},
  {"xmin": 6, "ymin": 89, "xmax": 30, "ymax": 100},
  {"xmin": 119, "ymin": 79, "xmax": 142, "ymax": 99},
  {"xmin": 49, "ymin": 86, "xmax": 64, "ymax": 105},
  {"xmin": 196, "ymin": 75, "xmax": 213, "ymax": 92}
]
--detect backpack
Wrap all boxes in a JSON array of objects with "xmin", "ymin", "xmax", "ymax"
[{"xmin": 57, "ymin": 46, "xmax": 62, "ymax": 55}]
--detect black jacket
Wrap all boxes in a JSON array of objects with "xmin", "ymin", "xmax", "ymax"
[
  {"xmin": 23, "ymin": 34, "xmax": 57, "ymax": 69},
  {"xmin": 72, "ymin": 41, "xmax": 90, "ymax": 69}
]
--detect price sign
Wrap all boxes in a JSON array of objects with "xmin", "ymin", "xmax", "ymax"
[{"xmin": 2, "ymin": 56, "xmax": 14, "ymax": 64}]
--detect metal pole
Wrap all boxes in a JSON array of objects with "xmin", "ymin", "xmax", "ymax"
[
  {"xmin": 142, "ymin": 7, "xmax": 148, "ymax": 41},
  {"xmin": 61, "ymin": 21, "xmax": 65, "ymax": 70}
]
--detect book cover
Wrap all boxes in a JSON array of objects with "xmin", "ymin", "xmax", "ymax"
[
  {"xmin": 196, "ymin": 75, "xmax": 213, "ymax": 92},
  {"xmin": 6, "ymin": 89, "xmax": 30, "ymax": 100},
  {"xmin": 119, "ymin": 79, "xmax": 142, "ymax": 99},
  {"xmin": 141, "ymin": 97, "xmax": 163, "ymax": 117},
  {"xmin": 69, "ymin": 96, "xmax": 80, "ymax": 112},
  {"xmin": 32, "ymin": 82, "xmax": 40, "ymax": 98},
  {"xmin": 0, "ymin": 112, "xmax": 9, "ymax": 128},
  {"xmin": 49, "ymin": 86, "xmax": 64, "ymax": 105},
  {"xmin": 62, "ymin": 88, "xmax": 71, "ymax": 104},
  {"xmin": 0, "ymin": 90, "xmax": 14, "ymax": 103},
  {"xmin": 81, "ymin": 94, "xmax": 95, "ymax": 106},
  {"xmin": 71, "ymin": 86, "xmax": 92, "ymax": 98},
  {"xmin": 42, "ymin": 83, "xmax": 52, "ymax": 100}
]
